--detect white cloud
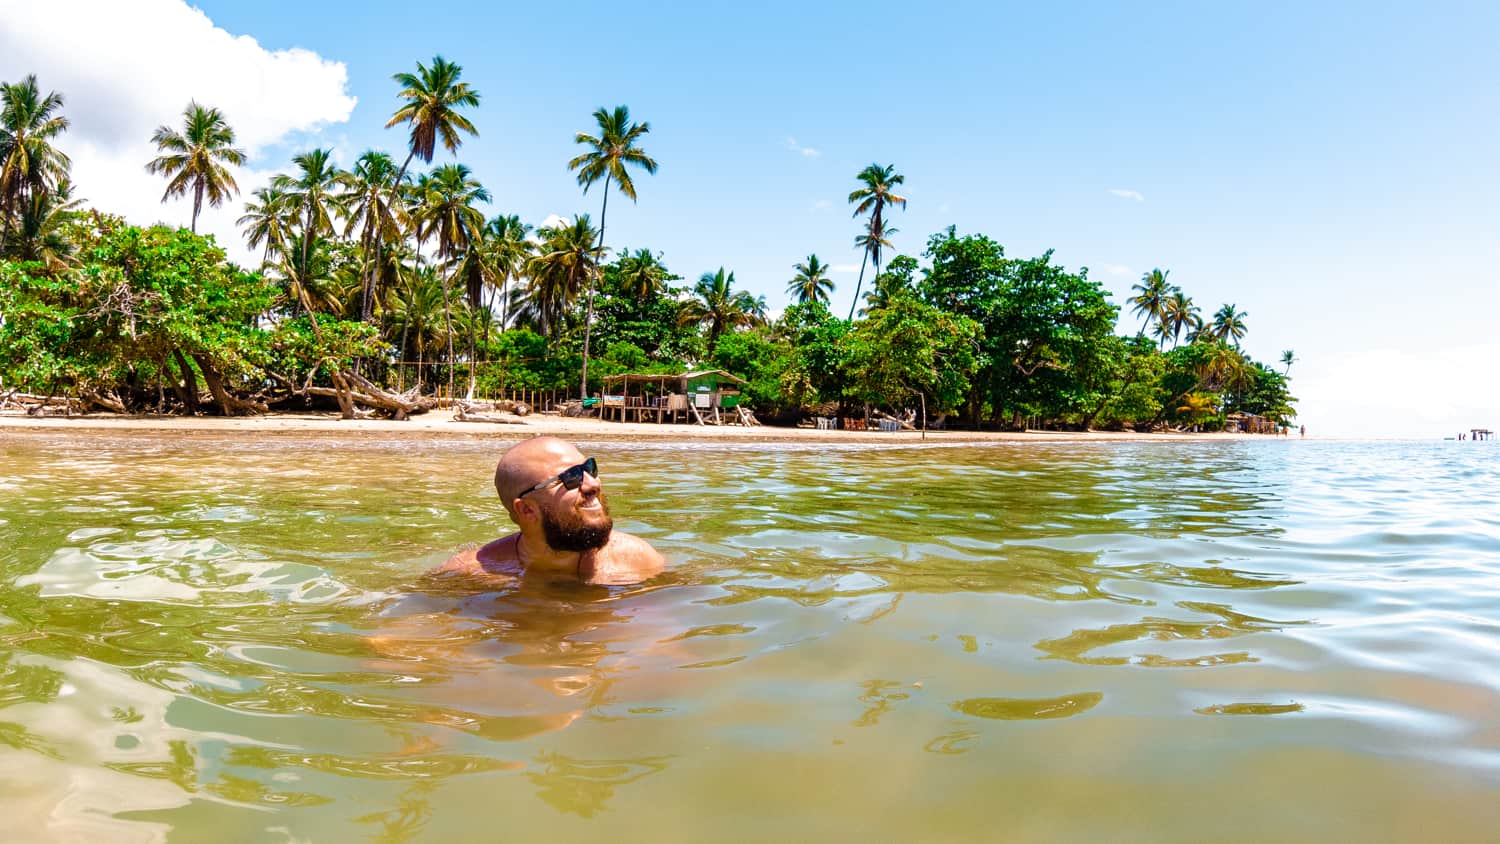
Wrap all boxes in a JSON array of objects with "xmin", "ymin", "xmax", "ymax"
[
  {"xmin": 538, "ymin": 213, "xmax": 568, "ymax": 229},
  {"xmin": 830, "ymin": 263, "xmax": 860, "ymax": 274},
  {"xmin": 1100, "ymin": 263, "xmax": 1133, "ymax": 276},
  {"xmin": 0, "ymin": 0, "xmax": 357, "ymax": 265},
  {"xmin": 785, "ymin": 136, "xmax": 820, "ymax": 158},
  {"xmin": 812, "ymin": 199, "xmax": 832, "ymax": 209},
  {"xmin": 1108, "ymin": 188, "xmax": 1145, "ymax": 202}
]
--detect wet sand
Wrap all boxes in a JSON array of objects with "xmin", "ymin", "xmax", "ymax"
[{"xmin": 0, "ymin": 409, "xmax": 1261, "ymax": 443}]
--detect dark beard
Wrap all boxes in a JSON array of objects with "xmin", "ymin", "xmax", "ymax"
[{"xmin": 540, "ymin": 497, "xmax": 614, "ymax": 552}]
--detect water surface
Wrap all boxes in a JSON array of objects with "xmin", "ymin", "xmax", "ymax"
[{"xmin": 2, "ymin": 432, "xmax": 1498, "ymax": 841}]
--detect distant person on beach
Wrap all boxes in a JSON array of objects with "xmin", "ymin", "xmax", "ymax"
[
  {"xmin": 434, "ymin": 436, "xmax": 665, "ymax": 585},
  {"xmin": 1300, "ymin": 425, "xmax": 1306, "ymax": 438}
]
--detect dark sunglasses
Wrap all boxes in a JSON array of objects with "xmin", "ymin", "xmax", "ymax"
[{"xmin": 519, "ymin": 457, "xmax": 598, "ymax": 498}]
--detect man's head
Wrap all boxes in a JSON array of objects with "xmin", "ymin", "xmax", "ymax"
[{"xmin": 494, "ymin": 437, "xmax": 613, "ymax": 552}]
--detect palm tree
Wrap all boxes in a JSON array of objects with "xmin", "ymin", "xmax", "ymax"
[
  {"xmin": 273, "ymin": 148, "xmax": 342, "ymax": 299},
  {"xmin": 847, "ymin": 163, "xmax": 907, "ymax": 320},
  {"xmin": 145, "ymin": 102, "xmax": 244, "ymax": 233},
  {"xmin": 414, "ymin": 163, "xmax": 489, "ymax": 398},
  {"xmin": 568, "ymin": 105, "xmax": 658, "ymax": 401},
  {"xmin": 386, "ymin": 56, "xmax": 481, "ymax": 188},
  {"xmin": 1280, "ymin": 349, "xmax": 1297, "ymax": 376},
  {"xmin": 1210, "ymin": 303, "xmax": 1249, "ymax": 347},
  {"xmin": 1129, "ymin": 268, "xmax": 1171, "ymax": 339},
  {"xmin": 616, "ymin": 248, "xmax": 668, "ymax": 300},
  {"xmin": 678, "ymin": 267, "xmax": 765, "ymax": 357},
  {"xmin": 1160, "ymin": 290, "xmax": 1200, "ymax": 348},
  {"xmin": 339, "ymin": 150, "xmax": 408, "ymax": 321},
  {"xmin": 388, "ymin": 266, "xmax": 455, "ymax": 391},
  {"xmin": 383, "ymin": 56, "xmax": 480, "ymax": 329},
  {"xmin": 4, "ymin": 176, "xmax": 80, "ymax": 271},
  {"xmin": 787, "ymin": 254, "xmax": 834, "ymax": 305},
  {"xmin": 237, "ymin": 185, "xmax": 295, "ymax": 267},
  {"xmin": 0, "ymin": 75, "xmax": 71, "ymax": 237},
  {"xmin": 524, "ymin": 215, "xmax": 599, "ymax": 341},
  {"xmin": 481, "ymin": 214, "xmax": 533, "ymax": 330}
]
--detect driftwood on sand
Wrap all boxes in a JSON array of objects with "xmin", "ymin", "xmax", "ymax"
[{"xmin": 453, "ymin": 400, "xmax": 530, "ymax": 425}]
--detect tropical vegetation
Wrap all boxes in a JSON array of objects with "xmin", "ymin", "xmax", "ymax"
[{"xmin": 0, "ymin": 65, "xmax": 1296, "ymax": 432}]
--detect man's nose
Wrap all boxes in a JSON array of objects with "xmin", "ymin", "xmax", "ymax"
[{"xmin": 579, "ymin": 470, "xmax": 601, "ymax": 495}]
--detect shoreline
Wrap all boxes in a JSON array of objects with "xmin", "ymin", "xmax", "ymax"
[{"xmin": 0, "ymin": 409, "xmax": 1267, "ymax": 444}]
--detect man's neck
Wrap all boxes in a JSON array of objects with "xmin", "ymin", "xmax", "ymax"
[{"xmin": 515, "ymin": 531, "xmax": 583, "ymax": 578}]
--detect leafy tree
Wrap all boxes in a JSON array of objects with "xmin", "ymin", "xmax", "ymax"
[
  {"xmin": 775, "ymin": 299, "xmax": 850, "ymax": 407},
  {"xmin": 568, "ymin": 105, "xmax": 658, "ymax": 401},
  {"xmin": 3, "ymin": 177, "xmax": 80, "ymax": 271},
  {"xmin": 842, "ymin": 291, "xmax": 980, "ymax": 417},
  {"xmin": 145, "ymin": 102, "xmax": 245, "ymax": 233},
  {"xmin": 787, "ymin": 253, "xmax": 834, "ymax": 305}
]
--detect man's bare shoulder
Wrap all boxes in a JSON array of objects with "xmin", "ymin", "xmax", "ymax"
[
  {"xmin": 587, "ymin": 531, "xmax": 667, "ymax": 585},
  {"xmin": 433, "ymin": 535, "xmax": 521, "ymax": 579}
]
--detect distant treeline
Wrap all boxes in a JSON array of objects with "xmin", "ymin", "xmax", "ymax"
[{"xmin": 0, "ymin": 64, "xmax": 1295, "ymax": 429}]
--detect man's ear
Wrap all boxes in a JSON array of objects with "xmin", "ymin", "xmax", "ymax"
[{"xmin": 510, "ymin": 496, "xmax": 538, "ymax": 522}]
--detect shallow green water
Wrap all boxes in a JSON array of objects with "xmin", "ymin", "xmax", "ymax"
[{"xmin": 2, "ymin": 432, "xmax": 1498, "ymax": 841}]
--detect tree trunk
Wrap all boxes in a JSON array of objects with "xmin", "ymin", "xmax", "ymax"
[
  {"xmin": 191, "ymin": 352, "xmax": 266, "ymax": 416},
  {"xmin": 847, "ymin": 250, "xmax": 869, "ymax": 322},
  {"xmin": 172, "ymin": 348, "xmax": 201, "ymax": 415},
  {"xmin": 581, "ymin": 179, "xmax": 610, "ymax": 402},
  {"xmin": 191, "ymin": 180, "xmax": 203, "ymax": 234}
]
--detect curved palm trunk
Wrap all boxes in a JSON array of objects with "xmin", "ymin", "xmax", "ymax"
[
  {"xmin": 580, "ymin": 180, "xmax": 610, "ymax": 402},
  {"xmin": 191, "ymin": 180, "xmax": 204, "ymax": 234},
  {"xmin": 847, "ymin": 252, "xmax": 869, "ymax": 322}
]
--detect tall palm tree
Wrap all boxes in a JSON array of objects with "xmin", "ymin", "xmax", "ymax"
[
  {"xmin": 339, "ymin": 150, "xmax": 408, "ymax": 321},
  {"xmin": 414, "ymin": 163, "xmax": 489, "ymax": 398},
  {"xmin": 678, "ymin": 267, "xmax": 766, "ymax": 357},
  {"xmin": 1210, "ymin": 303, "xmax": 1249, "ymax": 347},
  {"xmin": 383, "ymin": 56, "xmax": 480, "ymax": 328},
  {"xmin": 237, "ymin": 185, "xmax": 295, "ymax": 268},
  {"xmin": 615, "ymin": 247, "xmax": 669, "ymax": 300},
  {"xmin": 386, "ymin": 56, "xmax": 481, "ymax": 189},
  {"xmin": 787, "ymin": 254, "xmax": 834, "ymax": 305},
  {"xmin": 1129, "ymin": 268, "xmax": 1171, "ymax": 339},
  {"xmin": 0, "ymin": 75, "xmax": 70, "ymax": 238},
  {"xmin": 1280, "ymin": 349, "xmax": 1297, "ymax": 376},
  {"xmin": 524, "ymin": 215, "xmax": 599, "ymax": 341},
  {"xmin": 568, "ymin": 105, "xmax": 658, "ymax": 401},
  {"xmin": 1160, "ymin": 290, "xmax": 1200, "ymax": 348},
  {"xmin": 273, "ymin": 148, "xmax": 342, "ymax": 296},
  {"xmin": 847, "ymin": 163, "xmax": 907, "ymax": 320},
  {"xmin": 145, "ymin": 102, "xmax": 244, "ymax": 233}
]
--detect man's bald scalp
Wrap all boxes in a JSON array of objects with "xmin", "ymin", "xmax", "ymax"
[{"xmin": 493, "ymin": 436, "xmax": 578, "ymax": 517}]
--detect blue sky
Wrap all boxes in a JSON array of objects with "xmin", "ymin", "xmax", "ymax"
[{"xmin": 5, "ymin": 0, "xmax": 1498, "ymax": 436}]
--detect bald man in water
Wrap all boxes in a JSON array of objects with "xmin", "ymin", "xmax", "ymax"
[{"xmin": 435, "ymin": 436, "xmax": 665, "ymax": 585}]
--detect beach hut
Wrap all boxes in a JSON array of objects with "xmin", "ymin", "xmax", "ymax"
[{"xmin": 600, "ymin": 369, "xmax": 750, "ymax": 425}]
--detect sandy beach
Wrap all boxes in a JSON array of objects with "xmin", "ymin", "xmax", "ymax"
[{"xmin": 0, "ymin": 409, "xmax": 1261, "ymax": 443}]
